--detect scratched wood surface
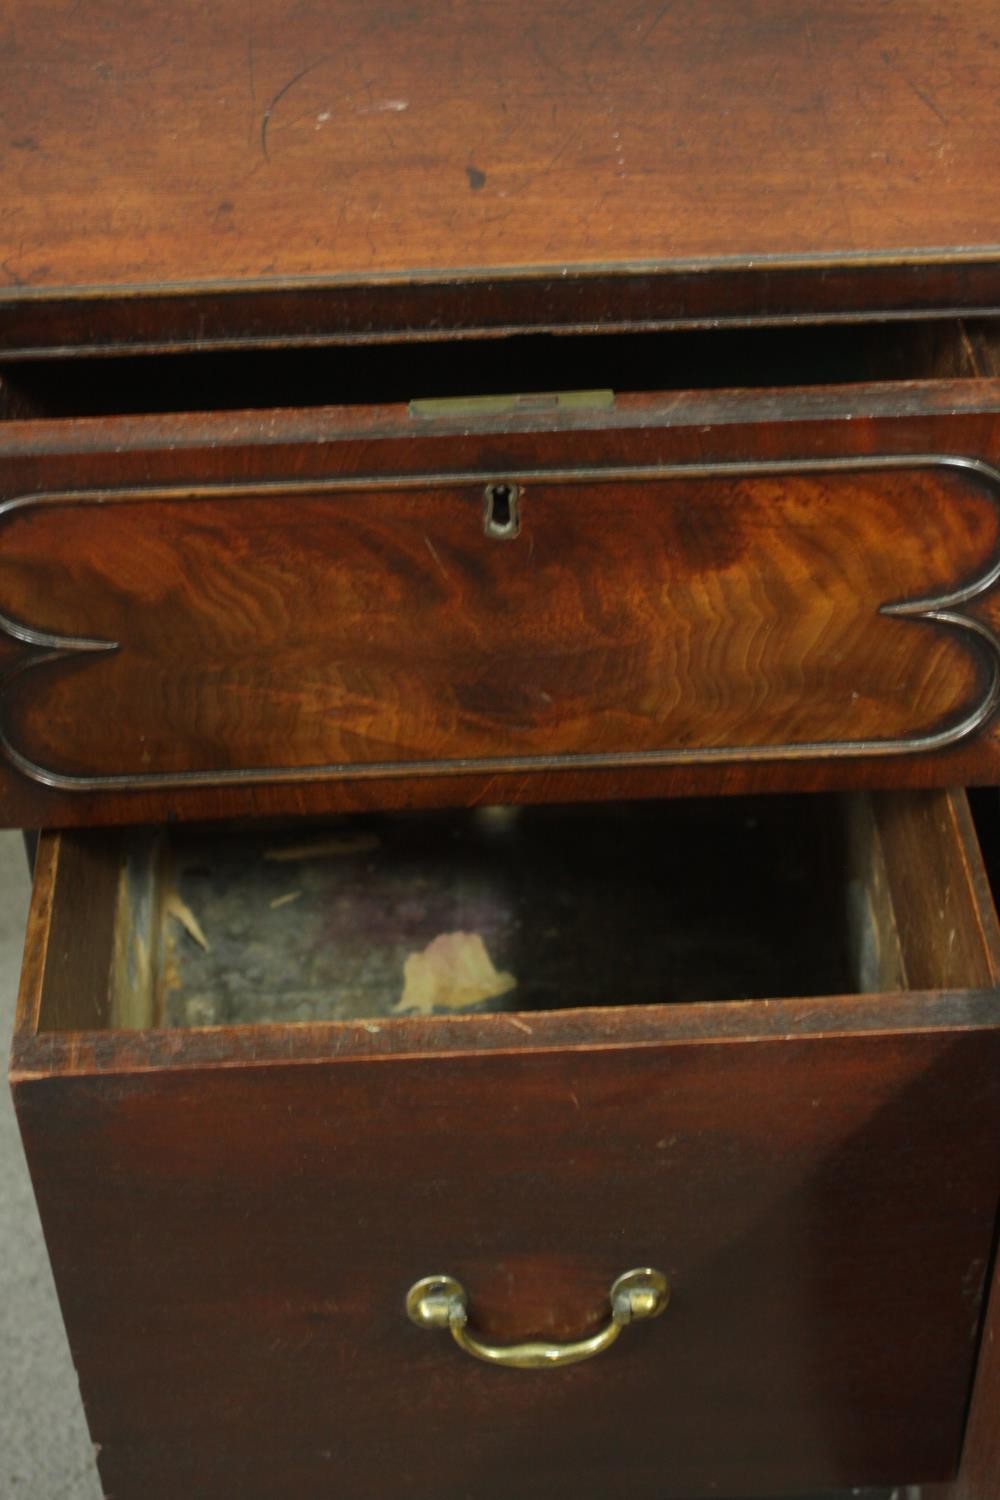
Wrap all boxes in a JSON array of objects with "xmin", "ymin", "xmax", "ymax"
[
  {"xmin": 2, "ymin": 378, "xmax": 1000, "ymax": 826},
  {"xmin": 2, "ymin": 0, "xmax": 1000, "ymax": 349}
]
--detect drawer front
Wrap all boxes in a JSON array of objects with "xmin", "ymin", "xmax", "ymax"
[
  {"xmin": 1, "ymin": 391, "xmax": 1000, "ymax": 824},
  {"xmin": 15, "ymin": 1025, "xmax": 1000, "ymax": 1500},
  {"xmin": 11, "ymin": 789, "xmax": 1000, "ymax": 1500}
]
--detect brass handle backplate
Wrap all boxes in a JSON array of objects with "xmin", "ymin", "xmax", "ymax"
[{"xmin": 405, "ymin": 1267, "xmax": 669, "ymax": 1369}]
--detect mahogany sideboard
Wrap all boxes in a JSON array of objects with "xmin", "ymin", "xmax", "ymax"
[{"xmin": 4, "ymin": 2, "xmax": 1000, "ymax": 1497}]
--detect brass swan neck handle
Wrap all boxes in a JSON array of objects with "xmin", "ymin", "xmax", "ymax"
[{"xmin": 405, "ymin": 1268, "xmax": 669, "ymax": 1370}]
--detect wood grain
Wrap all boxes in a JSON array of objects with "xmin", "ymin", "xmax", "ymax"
[
  {"xmin": 870, "ymin": 790, "xmax": 1000, "ymax": 993},
  {"xmin": 1, "ymin": 464, "xmax": 995, "ymax": 774},
  {"xmin": 1, "ymin": 0, "xmax": 999, "ymax": 349},
  {"xmin": 2, "ymin": 384, "xmax": 1000, "ymax": 824}
]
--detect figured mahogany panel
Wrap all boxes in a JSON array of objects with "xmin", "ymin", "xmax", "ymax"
[
  {"xmin": 0, "ymin": 457, "xmax": 999, "ymax": 796},
  {"xmin": 2, "ymin": 0, "xmax": 1000, "ymax": 351},
  {"xmin": 2, "ymin": 388, "xmax": 1000, "ymax": 824}
]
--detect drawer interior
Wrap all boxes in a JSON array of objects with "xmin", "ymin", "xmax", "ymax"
[
  {"xmin": 27, "ymin": 790, "xmax": 1000, "ymax": 1036},
  {"xmin": 1, "ymin": 316, "xmax": 998, "ymax": 419}
]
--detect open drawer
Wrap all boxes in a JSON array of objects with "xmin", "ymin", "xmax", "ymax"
[
  {"xmin": 1, "ymin": 320, "xmax": 1000, "ymax": 827},
  {"xmin": 11, "ymin": 788, "xmax": 1000, "ymax": 1500}
]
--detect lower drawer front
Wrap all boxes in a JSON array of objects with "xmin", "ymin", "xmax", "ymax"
[{"xmin": 11, "ymin": 791, "xmax": 1000, "ymax": 1500}]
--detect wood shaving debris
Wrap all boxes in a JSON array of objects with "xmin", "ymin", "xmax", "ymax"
[
  {"xmin": 393, "ymin": 932, "xmax": 516, "ymax": 1015},
  {"xmin": 165, "ymin": 892, "xmax": 210, "ymax": 951},
  {"xmin": 269, "ymin": 890, "xmax": 302, "ymax": 909},
  {"xmin": 505, "ymin": 1014, "xmax": 534, "ymax": 1034},
  {"xmin": 264, "ymin": 834, "xmax": 381, "ymax": 862}
]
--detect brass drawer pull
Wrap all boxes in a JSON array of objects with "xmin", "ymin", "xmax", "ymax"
[{"xmin": 405, "ymin": 1268, "xmax": 669, "ymax": 1369}]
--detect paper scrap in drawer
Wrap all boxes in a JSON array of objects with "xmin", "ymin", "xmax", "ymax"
[{"xmin": 393, "ymin": 932, "xmax": 516, "ymax": 1015}]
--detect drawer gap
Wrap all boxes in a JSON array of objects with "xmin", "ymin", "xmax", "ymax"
[{"xmin": 1, "ymin": 317, "xmax": 997, "ymax": 420}]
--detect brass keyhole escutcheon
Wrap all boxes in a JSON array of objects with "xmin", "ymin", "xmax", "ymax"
[{"xmin": 483, "ymin": 482, "xmax": 521, "ymax": 539}]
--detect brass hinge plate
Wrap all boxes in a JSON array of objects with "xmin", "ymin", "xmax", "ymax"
[{"xmin": 408, "ymin": 389, "xmax": 614, "ymax": 420}]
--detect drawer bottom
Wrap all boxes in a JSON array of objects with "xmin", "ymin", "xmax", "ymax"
[{"xmin": 135, "ymin": 796, "xmax": 875, "ymax": 1030}]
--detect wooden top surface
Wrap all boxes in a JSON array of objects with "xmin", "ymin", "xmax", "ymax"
[{"xmin": 3, "ymin": 0, "xmax": 1000, "ymax": 342}]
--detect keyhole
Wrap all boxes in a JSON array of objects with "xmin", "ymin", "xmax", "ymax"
[{"xmin": 484, "ymin": 482, "xmax": 521, "ymax": 539}]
